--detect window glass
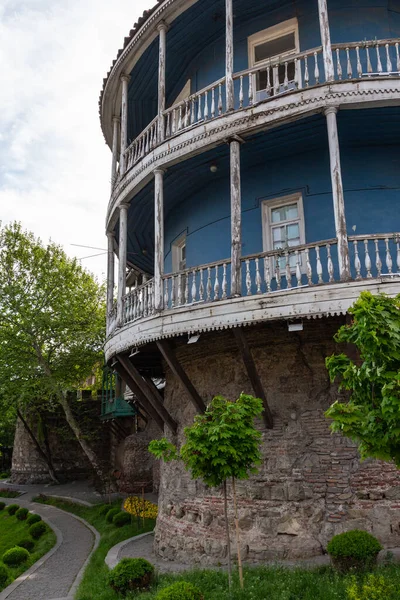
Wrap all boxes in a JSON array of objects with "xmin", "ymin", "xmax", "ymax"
[
  {"xmin": 271, "ymin": 203, "xmax": 298, "ymax": 223},
  {"xmin": 254, "ymin": 33, "xmax": 296, "ymax": 63}
]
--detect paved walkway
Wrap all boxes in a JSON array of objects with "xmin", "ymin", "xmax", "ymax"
[{"xmin": 117, "ymin": 533, "xmax": 189, "ymax": 574}]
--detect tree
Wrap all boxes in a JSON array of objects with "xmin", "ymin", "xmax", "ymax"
[
  {"xmin": 149, "ymin": 393, "xmax": 264, "ymax": 589},
  {"xmin": 0, "ymin": 222, "xmax": 107, "ymax": 480},
  {"xmin": 325, "ymin": 291, "xmax": 400, "ymax": 466}
]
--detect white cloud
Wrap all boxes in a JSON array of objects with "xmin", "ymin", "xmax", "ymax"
[{"xmin": 0, "ymin": 0, "xmax": 150, "ymax": 281}]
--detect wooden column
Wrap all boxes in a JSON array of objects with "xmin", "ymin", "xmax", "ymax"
[
  {"xmin": 106, "ymin": 231, "xmax": 115, "ymax": 316},
  {"xmin": 317, "ymin": 0, "xmax": 334, "ymax": 82},
  {"xmin": 157, "ymin": 22, "xmax": 168, "ymax": 142},
  {"xmin": 230, "ymin": 138, "xmax": 242, "ymax": 296},
  {"xmin": 225, "ymin": 0, "xmax": 234, "ymax": 112},
  {"xmin": 117, "ymin": 203, "xmax": 129, "ymax": 326},
  {"xmin": 325, "ymin": 106, "xmax": 350, "ymax": 281},
  {"xmin": 119, "ymin": 74, "xmax": 130, "ymax": 175},
  {"xmin": 111, "ymin": 116, "xmax": 120, "ymax": 192},
  {"xmin": 154, "ymin": 168, "xmax": 165, "ymax": 311}
]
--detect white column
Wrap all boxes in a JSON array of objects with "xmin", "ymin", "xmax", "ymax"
[
  {"xmin": 157, "ymin": 22, "xmax": 168, "ymax": 142},
  {"xmin": 325, "ymin": 107, "xmax": 350, "ymax": 281},
  {"xmin": 154, "ymin": 168, "xmax": 165, "ymax": 311},
  {"xmin": 106, "ymin": 232, "xmax": 115, "ymax": 316},
  {"xmin": 225, "ymin": 0, "xmax": 234, "ymax": 112},
  {"xmin": 117, "ymin": 203, "xmax": 129, "ymax": 326},
  {"xmin": 111, "ymin": 116, "xmax": 120, "ymax": 192},
  {"xmin": 317, "ymin": 0, "xmax": 335, "ymax": 82},
  {"xmin": 230, "ymin": 139, "xmax": 242, "ymax": 296},
  {"xmin": 119, "ymin": 74, "xmax": 130, "ymax": 176}
]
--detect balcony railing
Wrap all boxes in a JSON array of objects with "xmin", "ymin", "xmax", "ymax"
[
  {"xmin": 124, "ymin": 277, "xmax": 155, "ymax": 324},
  {"xmin": 119, "ymin": 38, "xmax": 400, "ymax": 175}
]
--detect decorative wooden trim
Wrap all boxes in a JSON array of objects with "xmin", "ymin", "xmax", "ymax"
[
  {"xmin": 233, "ymin": 328, "xmax": 273, "ymax": 429},
  {"xmin": 156, "ymin": 340, "xmax": 206, "ymax": 413}
]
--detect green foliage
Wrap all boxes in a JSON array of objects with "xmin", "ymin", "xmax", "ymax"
[
  {"xmin": 327, "ymin": 530, "xmax": 382, "ymax": 560},
  {"xmin": 0, "ymin": 503, "xmax": 5, "ymax": 511},
  {"xmin": 17, "ymin": 539, "xmax": 35, "ymax": 552},
  {"xmin": 0, "ymin": 490, "xmax": 20, "ymax": 498},
  {"xmin": 15, "ymin": 508, "xmax": 29, "ymax": 521},
  {"xmin": 148, "ymin": 439, "xmax": 179, "ymax": 462},
  {"xmin": 0, "ymin": 564, "xmax": 8, "ymax": 587},
  {"xmin": 98, "ymin": 504, "xmax": 112, "ymax": 516},
  {"xmin": 112, "ymin": 511, "xmax": 131, "ymax": 527},
  {"xmin": 325, "ymin": 292, "xmax": 400, "ymax": 465},
  {"xmin": 346, "ymin": 573, "xmax": 397, "ymax": 600},
  {"xmin": 6, "ymin": 504, "xmax": 19, "ymax": 516},
  {"xmin": 26, "ymin": 514, "xmax": 42, "ymax": 526},
  {"xmin": 2, "ymin": 546, "xmax": 29, "ymax": 566},
  {"xmin": 106, "ymin": 508, "xmax": 120, "ymax": 523},
  {"xmin": 28, "ymin": 521, "xmax": 47, "ymax": 539},
  {"xmin": 156, "ymin": 581, "xmax": 204, "ymax": 600},
  {"xmin": 107, "ymin": 557, "xmax": 154, "ymax": 595}
]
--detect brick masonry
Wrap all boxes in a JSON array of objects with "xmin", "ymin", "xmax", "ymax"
[{"xmin": 153, "ymin": 317, "xmax": 400, "ymax": 564}]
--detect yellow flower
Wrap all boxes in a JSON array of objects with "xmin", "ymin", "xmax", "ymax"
[{"xmin": 123, "ymin": 496, "xmax": 158, "ymax": 519}]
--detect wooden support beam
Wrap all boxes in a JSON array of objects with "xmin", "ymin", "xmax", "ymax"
[
  {"xmin": 156, "ymin": 340, "xmax": 206, "ymax": 413},
  {"xmin": 233, "ymin": 328, "xmax": 273, "ymax": 429},
  {"xmin": 117, "ymin": 354, "xmax": 178, "ymax": 434}
]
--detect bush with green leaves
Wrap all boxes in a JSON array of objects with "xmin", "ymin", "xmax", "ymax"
[
  {"xmin": 6, "ymin": 504, "xmax": 19, "ymax": 516},
  {"xmin": 0, "ymin": 564, "xmax": 8, "ymax": 587},
  {"xmin": 17, "ymin": 539, "xmax": 35, "ymax": 552},
  {"xmin": 156, "ymin": 581, "xmax": 204, "ymax": 600},
  {"xmin": 15, "ymin": 507, "xmax": 29, "ymax": 521},
  {"xmin": 0, "ymin": 502, "xmax": 5, "ymax": 511},
  {"xmin": 112, "ymin": 511, "xmax": 131, "ymax": 527},
  {"xmin": 346, "ymin": 573, "xmax": 397, "ymax": 600},
  {"xmin": 98, "ymin": 504, "xmax": 112, "ymax": 516},
  {"xmin": 107, "ymin": 558, "xmax": 154, "ymax": 595},
  {"xmin": 327, "ymin": 530, "xmax": 382, "ymax": 572},
  {"xmin": 26, "ymin": 513, "xmax": 42, "ymax": 526},
  {"xmin": 2, "ymin": 546, "xmax": 29, "ymax": 566},
  {"xmin": 106, "ymin": 508, "xmax": 120, "ymax": 523},
  {"xmin": 29, "ymin": 521, "xmax": 47, "ymax": 539}
]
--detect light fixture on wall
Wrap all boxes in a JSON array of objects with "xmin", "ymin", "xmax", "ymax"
[
  {"xmin": 187, "ymin": 333, "xmax": 201, "ymax": 344},
  {"xmin": 129, "ymin": 347, "xmax": 140, "ymax": 358},
  {"xmin": 210, "ymin": 162, "xmax": 218, "ymax": 173},
  {"xmin": 288, "ymin": 321, "xmax": 303, "ymax": 332}
]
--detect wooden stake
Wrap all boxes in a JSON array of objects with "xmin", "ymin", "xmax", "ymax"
[{"xmin": 232, "ymin": 477, "xmax": 244, "ymax": 589}]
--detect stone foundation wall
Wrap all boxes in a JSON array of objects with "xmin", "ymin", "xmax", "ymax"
[{"xmin": 154, "ymin": 318, "xmax": 400, "ymax": 564}]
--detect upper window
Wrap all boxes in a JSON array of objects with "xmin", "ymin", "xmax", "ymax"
[
  {"xmin": 262, "ymin": 193, "xmax": 305, "ymax": 270},
  {"xmin": 248, "ymin": 18, "xmax": 299, "ymax": 100},
  {"xmin": 172, "ymin": 234, "xmax": 187, "ymax": 272}
]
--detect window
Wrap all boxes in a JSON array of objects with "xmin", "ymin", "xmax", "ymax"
[
  {"xmin": 171, "ymin": 80, "xmax": 191, "ymax": 107},
  {"xmin": 248, "ymin": 18, "xmax": 299, "ymax": 101},
  {"xmin": 262, "ymin": 194, "xmax": 305, "ymax": 272},
  {"xmin": 172, "ymin": 235, "xmax": 187, "ymax": 273}
]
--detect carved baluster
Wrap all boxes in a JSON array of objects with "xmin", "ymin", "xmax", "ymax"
[
  {"xmin": 184, "ymin": 271, "xmax": 189, "ymax": 304},
  {"xmin": 376, "ymin": 42, "xmax": 383, "ymax": 74},
  {"xmin": 255, "ymin": 258, "xmax": 262, "ymax": 294},
  {"xmin": 171, "ymin": 276, "xmax": 176, "ymax": 308},
  {"xmin": 191, "ymin": 269, "xmax": 197, "ymax": 302},
  {"xmin": 305, "ymin": 248, "xmax": 313, "ymax": 285},
  {"xmin": 364, "ymin": 239, "xmax": 372, "ymax": 277},
  {"xmin": 177, "ymin": 105, "xmax": 183, "ymax": 130},
  {"xmin": 197, "ymin": 94, "xmax": 202, "ymax": 122},
  {"xmin": 153, "ymin": 123, "xmax": 158, "ymax": 147},
  {"xmin": 266, "ymin": 64, "xmax": 272, "ymax": 95},
  {"xmin": 326, "ymin": 243, "xmax": 334, "ymax": 282},
  {"xmin": 304, "ymin": 55, "xmax": 309, "ymax": 86},
  {"xmin": 284, "ymin": 61, "xmax": 289, "ymax": 90},
  {"xmin": 294, "ymin": 58, "xmax": 300, "ymax": 89},
  {"xmin": 204, "ymin": 91, "xmax": 209, "ymax": 120},
  {"xmin": 165, "ymin": 112, "xmax": 171, "ymax": 138},
  {"xmin": 385, "ymin": 237, "xmax": 393, "ymax": 274},
  {"xmin": 222, "ymin": 263, "xmax": 228, "ymax": 299},
  {"xmin": 211, "ymin": 87, "xmax": 216, "ymax": 118},
  {"xmin": 178, "ymin": 273, "xmax": 183, "ymax": 306},
  {"xmin": 245, "ymin": 260, "xmax": 252, "ymax": 295},
  {"xmin": 149, "ymin": 282, "xmax": 154, "ymax": 315},
  {"xmin": 145, "ymin": 130, "xmax": 149, "ymax": 154},
  {"xmin": 143, "ymin": 285, "xmax": 148, "ymax": 317},
  {"xmin": 336, "ymin": 48, "xmax": 343, "ymax": 80},
  {"xmin": 353, "ymin": 240, "xmax": 361, "ymax": 280},
  {"xmin": 346, "ymin": 47, "xmax": 352, "ymax": 78},
  {"xmin": 148, "ymin": 129, "xmax": 153, "ymax": 151},
  {"xmin": 264, "ymin": 257, "xmax": 271, "ymax": 292},
  {"xmin": 239, "ymin": 75, "xmax": 244, "ymax": 108},
  {"xmin": 248, "ymin": 73, "xmax": 253, "ymax": 105},
  {"xmin": 184, "ymin": 100, "xmax": 190, "ymax": 128},
  {"xmin": 285, "ymin": 251, "xmax": 292, "ymax": 289},
  {"xmin": 273, "ymin": 64, "xmax": 280, "ymax": 94},
  {"xmin": 374, "ymin": 239, "xmax": 382, "ymax": 276},
  {"xmin": 275, "ymin": 257, "xmax": 281, "ymax": 290},
  {"xmin": 214, "ymin": 265, "xmax": 220, "ymax": 300},
  {"xmin": 314, "ymin": 52, "xmax": 320, "ymax": 84},
  {"xmin": 133, "ymin": 291, "xmax": 137, "ymax": 320},
  {"xmin": 191, "ymin": 99, "xmax": 195, "ymax": 125},
  {"xmin": 295, "ymin": 251, "xmax": 302, "ymax": 287},
  {"xmin": 396, "ymin": 43, "xmax": 400, "ymax": 72},
  {"xmin": 218, "ymin": 83, "xmax": 223, "ymax": 115},
  {"xmin": 199, "ymin": 268, "xmax": 204, "ymax": 301},
  {"xmin": 356, "ymin": 46, "xmax": 362, "ymax": 77},
  {"xmin": 316, "ymin": 245, "xmax": 323, "ymax": 283},
  {"xmin": 385, "ymin": 44, "xmax": 392, "ymax": 73},
  {"xmin": 366, "ymin": 45, "xmax": 373, "ymax": 75},
  {"xmin": 164, "ymin": 277, "xmax": 169, "ymax": 309},
  {"xmin": 206, "ymin": 267, "xmax": 212, "ymax": 302}
]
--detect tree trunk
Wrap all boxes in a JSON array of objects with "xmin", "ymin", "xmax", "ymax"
[
  {"xmin": 16, "ymin": 408, "xmax": 59, "ymax": 484},
  {"xmin": 41, "ymin": 417, "xmax": 57, "ymax": 480},
  {"xmin": 232, "ymin": 477, "xmax": 244, "ymax": 589},
  {"xmin": 223, "ymin": 480, "xmax": 232, "ymax": 590}
]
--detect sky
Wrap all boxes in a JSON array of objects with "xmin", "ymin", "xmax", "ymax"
[{"xmin": 0, "ymin": 0, "xmax": 150, "ymax": 282}]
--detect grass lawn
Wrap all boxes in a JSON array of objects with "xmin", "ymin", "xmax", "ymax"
[
  {"xmin": 33, "ymin": 496, "xmax": 156, "ymax": 600},
  {"xmin": 0, "ymin": 510, "xmax": 56, "ymax": 591},
  {"xmin": 0, "ymin": 489, "xmax": 21, "ymax": 498}
]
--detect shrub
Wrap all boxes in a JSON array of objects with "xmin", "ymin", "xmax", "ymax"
[
  {"xmin": 0, "ymin": 564, "xmax": 8, "ymax": 587},
  {"xmin": 26, "ymin": 513, "xmax": 42, "ymax": 526},
  {"xmin": 346, "ymin": 573, "xmax": 397, "ymax": 600},
  {"xmin": 106, "ymin": 508, "xmax": 120, "ymax": 523},
  {"xmin": 6, "ymin": 504, "xmax": 19, "ymax": 516},
  {"xmin": 99, "ymin": 504, "xmax": 112, "ymax": 516},
  {"xmin": 17, "ymin": 539, "xmax": 35, "ymax": 552},
  {"xmin": 156, "ymin": 581, "xmax": 204, "ymax": 600},
  {"xmin": 15, "ymin": 507, "xmax": 29, "ymax": 521},
  {"xmin": 0, "ymin": 473, "xmax": 9, "ymax": 479},
  {"xmin": 29, "ymin": 521, "xmax": 47, "ymax": 539},
  {"xmin": 113, "ymin": 511, "xmax": 131, "ymax": 527},
  {"xmin": 327, "ymin": 530, "xmax": 382, "ymax": 572},
  {"xmin": 107, "ymin": 558, "xmax": 154, "ymax": 595},
  {"xmin": 0, "ymin": 502, "xmax": 5, "ymax": 511},
  {"xmin": 2, "ymin": 546, "xmax": 29, "ymax": 566}
]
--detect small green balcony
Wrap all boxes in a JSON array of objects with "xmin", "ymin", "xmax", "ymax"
[{"xmin": 101, "ymin": 366, "xmax": 136, "ymax": 420}]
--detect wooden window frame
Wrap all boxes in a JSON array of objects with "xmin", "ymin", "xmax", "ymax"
[{"xmin": 172, "ymin": 234, "xmax": 187, "ymax": 273}]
